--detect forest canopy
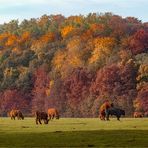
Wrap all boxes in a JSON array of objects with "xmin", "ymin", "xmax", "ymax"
[{"xmin": 0, "ymin": 13, "xmax": 147, "ymax": 117}]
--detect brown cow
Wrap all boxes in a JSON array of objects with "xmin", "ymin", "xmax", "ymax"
[
  {"xmin": 35, "ymin": 111, "xmax": 49, "ymax": 124},
  {"xmin": 133, "ymin": 112, "xmax": 144, "ymax": 118},
  {"xmin": 48, "ymin": 108, "xmax": 59, "ymax": 120},
  {"xmin": 99, "ymin": 111, "xmax": 106, "ymax": 120},
  {"xmin": 99, "ymin": 100, "xmax": 113, "ymax": 120},
  {"xmin": 9, "ymin": 109, "xmax": 24, "ymax": 120}
]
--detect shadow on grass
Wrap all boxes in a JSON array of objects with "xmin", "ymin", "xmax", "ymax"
[{"xmin": 0, "ymin": 130, "xmax": 147, "ymax": 147}]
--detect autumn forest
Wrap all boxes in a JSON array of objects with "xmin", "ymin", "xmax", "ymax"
[{"xmin": 0, "ymin": 13, "xmax": 147, "ymax": 117}]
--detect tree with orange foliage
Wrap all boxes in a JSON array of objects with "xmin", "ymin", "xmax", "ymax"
[
  {"xmin": 89, "ymin": 37, "xmax": 116, "ymax": 69},
  {"xmin": 61, "ymin": 26, "xmax": 74, "ymax": 38},
  {"xmin": 5, "ymin": 34, "xmax": 18, "ymax": 47}
]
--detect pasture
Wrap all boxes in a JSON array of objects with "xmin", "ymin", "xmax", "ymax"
[{"xmin": 0, "ymin": 118, "xmax": 148, "ymax": 147}]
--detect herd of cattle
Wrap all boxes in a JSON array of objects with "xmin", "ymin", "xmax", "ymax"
[
  {"xmin": 9, "ymin": 108, "xmax": 59, "ymax": 124},
  {"xmin": 8, "ymin": 107, "xmax": 146, "ymax": 124}
]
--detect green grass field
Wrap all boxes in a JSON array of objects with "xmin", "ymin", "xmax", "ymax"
[{"xmin": 0, "ymin": 118, "xmax": 148, "ymax": 147}]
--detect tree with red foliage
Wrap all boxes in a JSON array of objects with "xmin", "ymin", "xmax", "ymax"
[
  {"xmin": 32, "ymin": 65, "xmax": 50, "ymax": 113},
  {"xmin": 0, "ymin": 89, "xmax": 31, "ymax": 116},
  {"xmin": 134, "ymin": 83, "xmax": 148, "ymax": 114},
  {"xmin": 63, "ymin": 68, "xmax": 94, "ymax": 117},
  {"xmin": 90, "ymin": 63, "xmax": 137, "ymax": 116},
  {"xmin": 129, "ymin": 29, "xmax": 148, "ymax": 55},
  {"xmin": 48, "ymin": 78, "xmax": 67, "ymax": 116}
]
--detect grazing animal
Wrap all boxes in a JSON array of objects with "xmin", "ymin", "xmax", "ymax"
[
  {"xmin": 133, "ymin": 112, "xmax": 144, "ymax": 118},
  {"xmin": 48, "ymin": 108, "xmax": 59, "ymax": 120},
  {"xmin": 35, "ymin": 111, "xmax": 49, "ymax": 124},
  {"xmin": 9, "ymin": 109, "xmax": 24, "ymax": 120},
  {"xmin": 108, "ymin": 108, "xmax": 125, "ymax": 120},
  {"xmin": 99, "ymin": 100, "xmax": 113, "ymax": 120},
  {"xmin": 17, "ymin": 110, "xmax": 24, "ymax": 120}
]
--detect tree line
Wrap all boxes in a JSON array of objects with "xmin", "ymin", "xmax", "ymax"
[{"xmin": 0, "ymin": 13, "xmax": 147, "ymax": 117}]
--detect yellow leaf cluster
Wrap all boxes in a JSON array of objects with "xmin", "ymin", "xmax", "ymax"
[
  {"xmin": 61, "ymin": 26, "xmax": 74, "ymax": 38},
  {"xmin": 46, "ymin": 80, "xmax": 54, "ymax": 96},
  {"xmin": 21, "ymin": 32, "xmax": 30, "ymax": 42},
  {"xmin": 68, "ymin": 55, "xmax": 82, "ymax": 67},
  {"xmin": 5, "ymin": 34, "xmax": 18, "ymax": 46},
  {"xmin": 4, "ymin": 68, "xmax": 17, "ymax": 77},
  {"xmin": 52, "ymin": 50, "xmax": 67, "ymax": 71},
  {"xmin": 66, "ymin": 37, "xmax": 83, "ymax": 67},
  {"xmin": 136, "ymin": 82, "xmax": 147, "ymax": 91},
  {"xmin": 136, "ymin": 64, "xmax": 148, "ymax": 81},
  {"xmin": 133, "ymin": 99, "xmax": 141, "ymax": 110},
  {"xmin": 89, "ymin": 37, "xmax": 116, "ymax": 64},
  {"xmin": 12, "ymin": 47, "xmax": 22, "ymax": 54},
  {"xmin": 40, "ymin": 32, "xmax": 55, "ymax": 43},
  {"xmin": 18, "ymin": 66, "xmax": 28, "ymax": 74}
]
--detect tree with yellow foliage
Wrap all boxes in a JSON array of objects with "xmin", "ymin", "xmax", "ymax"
[
  {"xmin": 61, "ymin": 26, "xmax": 74, "ymax": 38},
  {"xmin": 89, "ymin": 37, "xmax": 116, "ymax": 69}
]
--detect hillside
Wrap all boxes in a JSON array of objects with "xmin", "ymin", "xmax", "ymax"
[{"xmin": 0, "ymin": 13, "xmax": 147, "ymax": 117}]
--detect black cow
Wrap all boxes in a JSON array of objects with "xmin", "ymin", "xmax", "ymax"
[
  {"xmin": 35, "ymin": 111, "xmax": 49, "ymax": 124},
  {"xmin": 107, "ymin": 108, "xmax": 125, "ymax": 121}
]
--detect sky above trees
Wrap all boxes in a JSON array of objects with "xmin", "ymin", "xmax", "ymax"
[{"xmin": 0, "ymin": 0, "xmax": 147, "ymax": 23}]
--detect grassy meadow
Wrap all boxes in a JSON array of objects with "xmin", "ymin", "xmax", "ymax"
[{"xmin": 0, "ymin": 117, "xmax": 148, "ymax": 147}]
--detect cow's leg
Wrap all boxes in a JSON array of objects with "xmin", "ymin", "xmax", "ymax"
[
  {"xmin": 48, "ymin": 115, "xmax": 51, "ymax": 120},
  {"xmin": 105, "ymin": 109, "xmax": 110, "ymax": 121},
  {"xmin": 106, "ymin": 113, "xmax": 110, "ymax": 121},
  {"xmin": 36, "ymin": 118, "xmax": 38, "ymax": 124},
  {"xmin": 117, "ymin": 115, "xmax": 120, "ymax": 121},
  {"xmin": 44, "ymin": 119, "xmax": 47, "ymax": 124},
  {"xmin": 51, "ymin": 115, "xmax": 53, "ymax": 120},
  {"xmin": 106, "ymin": 115, "xmax": 110, "ymax": 121},
  {"xmin": 39, "ymin": 119, "xmax": 42, "ymax": 124},
  {"xmin": 100, "ymin": 114, "xmax": 105, "ymax": 120},
  {"xmin": 100, "ymin": 116, "xmax": 103, "ymax": 120},
  {"xmin": 99, "ymin": 111, "xmax": 105, "ymax": 120},
  {"xmin": 102, "ymin": 112, "xmax": 106, "ymax": 120},
  {"xmin": 99, "ymin": 114, "xmax": 102, "ymax": 120}
]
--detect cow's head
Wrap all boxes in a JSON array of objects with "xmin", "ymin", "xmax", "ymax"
[
  {"xmin": 56, "ymin": 115, "xmax": 60, "ymax": 119},
  {"xmin": 44, "ymin": 119, "xmax": 49, "ymax": 124},
  {"xmin": 121, "ymin": 110, "xmax": 125, "ymax": 116},
  {"xmin": 21, "ymin": 115, "xmax": 24, "ymax": 120}
]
